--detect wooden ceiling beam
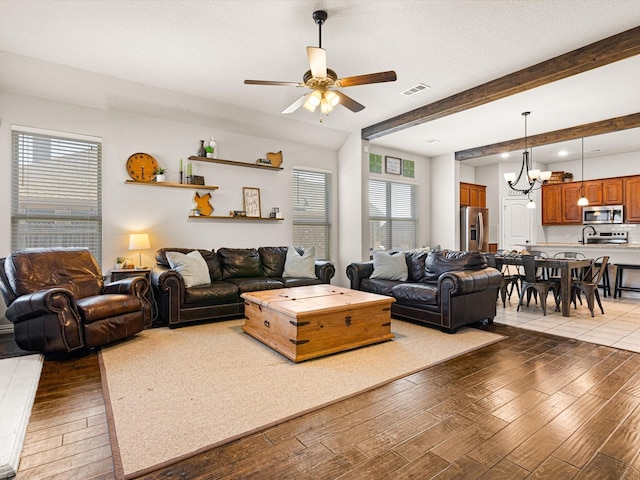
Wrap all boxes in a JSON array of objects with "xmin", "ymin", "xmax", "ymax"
[
  {"xmin": 454, "ymin": 112, "xmax": 640, "ymax": 161},
  {"xmin": 361, "ymin": 26, "xmax": 640, "ymax": 141}
]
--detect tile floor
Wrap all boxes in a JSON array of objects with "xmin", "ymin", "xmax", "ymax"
[{"xmin": 494, "ymin": 290, "xmax": 640, "ymax": 353}]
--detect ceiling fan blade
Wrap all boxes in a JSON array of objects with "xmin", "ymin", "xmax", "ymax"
[
  {"xmin": 244, "ymin": 80, "xmax": 303, "ymax": 87},
  {"xmin": 282, "ymin": 94, "xmax": 309, "ymax": 114},
  {"xmin": 333, "ymin": 91, "xmax": 365, "ymax": 112},
  {"xmin": 335, "ymin": 70, "xmax": 397, "ymax": 87},
  {"xmin": 306, "ymin": 46, "xmax": 327, "ymax": 78}
]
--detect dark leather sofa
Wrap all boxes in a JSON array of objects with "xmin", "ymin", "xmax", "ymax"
[
  {"xmin": 150, "ymin": 247, "xmax": 336, "ymax": 328},
  {"xmin": 346, "ymin": 249, "xmax": 502, "ymax": 333},
  {"xmin": 0, "ymin": 248, "xmax": 151, "ymax": 354}
]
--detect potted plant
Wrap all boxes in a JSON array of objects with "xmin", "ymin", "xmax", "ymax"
[
  {"xmin": 116, "ymin": 256, "xmax": 126, "ymax": 270},
  {"xmin": 205, "ymin": 145, "xmax": 215, "ymax": 158},
  {"xmin": 154, "ymin": 167, "xmax": 167, "ymax": 183}
]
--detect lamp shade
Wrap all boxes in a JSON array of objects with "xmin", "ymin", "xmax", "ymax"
[{"xmin": 129, "ymin": 233, "xmax": 150, "ymax": 251}]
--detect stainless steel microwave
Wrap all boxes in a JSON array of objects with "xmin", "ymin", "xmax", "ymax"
[{"xmin": 583, "ymin": 205, "xmax": 624, "ymax": 224}]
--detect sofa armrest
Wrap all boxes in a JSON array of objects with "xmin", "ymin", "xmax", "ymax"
[
  {"xmin": 151, "ymin": 264, "xmax": 186, "ymax": 326},
  {"xmin": 438, "ymin": 268, "xmax": 503, "ymax": 296},
  {"xmin": 6, "ymin": 288, "xmax": 84, "ymax": 351},
  {"xmin": 315, "ymin": 261, "xmax": 336, "ymax": 284},
  {"xmin": 346, "ymin": 262, "xmax": 374, "ymax": 290}
]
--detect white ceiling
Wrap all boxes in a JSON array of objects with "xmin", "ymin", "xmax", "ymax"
[{"xmin": 1, "ymin": 0, "xmax": 639, "ymax": 165}]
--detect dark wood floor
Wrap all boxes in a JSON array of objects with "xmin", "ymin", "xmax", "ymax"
[{"xmin": 6, "ymin": 322, "xmax": 640, "ymax": 480}]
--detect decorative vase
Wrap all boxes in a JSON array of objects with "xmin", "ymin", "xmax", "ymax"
[
  {"xmin": 115, "ymin": 262, "xmax": 124, "ymax": 270},
  {"xmin": 209, "ymin": 137, "xmax": 217, "ymax": 158},
  {"xmin": 197, "ymin": 140, "xmax": 206, "ymax": 157},
  {"xmin": 206, "ymin": 152, "xmax": 214, "ymax": 158},
  {"xmin": 156, "ymin": 174, "xmax": 166, "ymax": 183}
]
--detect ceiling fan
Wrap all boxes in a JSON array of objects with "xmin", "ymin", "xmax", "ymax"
[{"xmin": 244, "ymin": 10, "xmax": 397, "ymax": 116}]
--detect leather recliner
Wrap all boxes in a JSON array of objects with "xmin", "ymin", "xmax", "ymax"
[{"xmin": 0, "ymin": 247, "xmax": 151, "ymax": 354}]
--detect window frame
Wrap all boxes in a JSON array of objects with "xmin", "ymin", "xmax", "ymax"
[
  {"xmin": 291, "ymin": 167, "xmax": 332, "ymax": 261},
  {"xmin": 11, "ymin": 126, "xmax": 103, "ymax": 263},
  {"xmin": 369, "ymin": 177, "xmax": 417, "ymax": 251}
]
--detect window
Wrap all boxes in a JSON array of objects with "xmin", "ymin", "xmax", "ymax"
[
  {"xmin": 11, "ymin": 128, "xmax": 102, "ymax": 263},
  {"xmin": 292, "ymin": 169, "xmax": 331, "ymax": 260},
  {"xmin": 369, "ymin": 179, "xmax": 417, "ymax": 251}
]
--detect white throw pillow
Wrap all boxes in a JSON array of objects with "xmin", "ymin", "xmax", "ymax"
[
  {"xmin": 283, "ymin": 246, "xmax": 316, "ymax": 278},
  {"xmin": 370, "ymin": 250, "xmax": 408, "ymax": 281},
  {"xmin": 166, "ymin": 250, "xmax": 211, "ymax": 288}
]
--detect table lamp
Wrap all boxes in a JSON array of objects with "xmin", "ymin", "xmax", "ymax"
[{"xmin": 129, "ymin": 233, "xmax": 150, "ymax": 269}]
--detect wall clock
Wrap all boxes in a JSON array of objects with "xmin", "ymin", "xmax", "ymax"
[{"xmin": 126, "ymin": 153, "xmax": 159, "ymax": 182}]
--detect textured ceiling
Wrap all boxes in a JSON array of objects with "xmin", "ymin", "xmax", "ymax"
[{"xmin": 1, "ymin": 0, "xmax": 639, "ymax": 163}]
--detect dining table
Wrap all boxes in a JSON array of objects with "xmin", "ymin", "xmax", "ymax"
[{"xmin": 496, "ymin": 254, "xmax": 593, "ymax": 317}]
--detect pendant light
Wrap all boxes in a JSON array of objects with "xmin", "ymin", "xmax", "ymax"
[
  {"xmin": 577, "ymin": 137, "xmax": 589, "ymax": 206},
  {"xmin": 504, "ymin": 112, "xmax": 552, "ymax": 201}
]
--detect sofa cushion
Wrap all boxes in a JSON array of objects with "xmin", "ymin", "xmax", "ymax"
[
  {"xmin": 405, "ymin": 250, "xmax": 429, "ymax": 282},
  {"xmin": 218, "ymin": 248, "xmax": 261, "ymax": 279},
  {"xmin": 360, "ymin": 278, "xmax": 398, "ymax": 297},
  {"xmin": 424, "ymin": 250, "xmax": 487, "ymax": 282},
  {"xmin": 370, "ymin": 250, "xmax": 408, "ymax": 281},
  {"xmin": 283, "ymin": 246, "xmax": 316, "ymax": 278},
  {"xmin": 258, "ymin": 246, "xmax": 289, "ymax": 277},
  {"xmin": 225, "ymin": 277, "xmax": 284, "ymax": 293},
  {"xmin": 166, "ymin": 251, "xmax": 211, "ymax": 288},
  {"xmin": 392, "ymin": 283, "xmax": 438, "ymax": 306},
  {"xmin": 184, "ymin": 281, "xmax": 239, "ymax": 305}
]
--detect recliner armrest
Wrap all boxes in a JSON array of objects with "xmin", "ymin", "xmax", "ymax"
[
  {"xmin": 103, "ymin": 276, "xmax": 149, "ymax": 298},
  {"xmin": 346, "ymin": 262, "xmax": 374, "ymax": 290}
]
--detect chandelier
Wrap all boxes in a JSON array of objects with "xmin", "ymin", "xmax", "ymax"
[{"xmin": 504, "ymin": 112, "xmax": 551, "ymax": 208}]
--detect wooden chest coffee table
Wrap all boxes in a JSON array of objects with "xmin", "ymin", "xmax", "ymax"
[{"xmin": 242, "ymin": 285, "xmax": 395, "ymax": 362}]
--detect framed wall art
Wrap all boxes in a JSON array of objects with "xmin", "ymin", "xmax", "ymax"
[
  {"xmin": 385, "ymin": 156, "xmax": 402, "ymax": 175},
  {"xmin": 243, "ymin": 187, "xmax": 262, "ymax": 218}
]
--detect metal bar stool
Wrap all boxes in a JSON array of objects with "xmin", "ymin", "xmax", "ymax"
[
  {"xmin": 614, "ymin": 264, "xmax": 640, "ymax": 298},
  {"xmin": 595, "ymin": 261, "xmax": 611, "ymax": 297}
]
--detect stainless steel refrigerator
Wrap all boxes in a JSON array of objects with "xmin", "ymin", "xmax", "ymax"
[{"xmin": 460, "ymin": 207, "xmax": 489, "ymax": 252}]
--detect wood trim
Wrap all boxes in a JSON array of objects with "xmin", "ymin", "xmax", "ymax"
[
  {"xmin": 361, "ymin": 26, "xmax": 640, "ymax": 141},
  {"xmin": 455, "ymin": 112, "xmax": 640, "ymax": 161}
]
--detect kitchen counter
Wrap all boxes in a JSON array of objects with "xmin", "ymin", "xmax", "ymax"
[{"xmin": 519, "ymin": 242, "xmax": 640, "ymax": 250}]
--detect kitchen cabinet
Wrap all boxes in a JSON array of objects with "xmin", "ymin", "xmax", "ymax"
[
  {"xmin": 624, "ymin": 175, "xmax": 640, "ymax": 223},
  {"xmin": 582, "ymin": 180, "xmax": 603, "ymax": 205},
  {"xmin": 459, "ymin": 182, "xmax": 486, "ymax": 207},
  {"xmin": 603, "ymin": 178, "xmax": 624, "ymax": 205},
  {"xmin": 561, "ymin": 183, "xmax": 583, "ymax": 224},
  {"xmin": 542, "ymin": 184, "xmax": 562, "ymax": 225}
]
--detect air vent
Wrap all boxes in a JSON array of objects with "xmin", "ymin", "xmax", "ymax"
[
  {"xmin": 401, "ymin": 83, "xmax": 430, "ymax": 97},
  {"xmin": 425, "ymin": 138, "xmax": 440, "ymax": 144}
]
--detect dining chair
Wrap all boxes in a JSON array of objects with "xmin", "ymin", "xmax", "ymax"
[
  {"xmin": 550, "ymin": 251, "xmax": 586, "ymax": 285},
  {"xmin": 517, "ymin": 254, "xmax": 560, "ymax": 316},
  {"xmin": 571, "ymin": 256, "xmax": 609, "ymax": 317},
  {"xmin": 485, "ymin": 253, "xmax": 521, "ymax": 308},
  {"xmin": 527, "ymin": 250, "xmax": 550, "ymax": 280}
]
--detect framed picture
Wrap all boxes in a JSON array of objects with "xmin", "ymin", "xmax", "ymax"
[
  {"xmin": 243, "ymin": 187, "xmax": 261, "ymax": 218},
  {"xmin": 385, "ymin": 156, "xmax": 402, "ymax": 175}
]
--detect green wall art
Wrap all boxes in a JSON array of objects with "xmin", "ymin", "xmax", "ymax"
[
  {"xmin": 403, "ymin": 159, "xmax": 415, "ymax": 178},
  {"xmin": 369, "ymin": 153, "xmax": 382, "ymax": 174}
]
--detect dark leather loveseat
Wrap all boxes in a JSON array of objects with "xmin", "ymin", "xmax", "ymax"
[
  {"xmin": 0, "ymin": 248, "xmax": 151, "ymax": 354},
  {"xmin": 346, "ymin": 249, "xmax": 502, "ymax": 333},
  {"xmin": 151, "ymin": 247, "xmax": 336, "ymax": 328}
]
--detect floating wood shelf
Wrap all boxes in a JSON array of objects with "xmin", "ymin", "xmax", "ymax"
[
  {"xmin": 188, "ymin": 215, "xmax": 284, "ymax": 221},
  {"xmin": 125, "ymin": 180, "xmax": 218, "ymax": 190},
  {"xmin": 188, "ymin": 156, "xmax": 283, "ymax": 170}
]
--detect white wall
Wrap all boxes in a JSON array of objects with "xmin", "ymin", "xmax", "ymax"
[
  {"xmin": 431, "ymin": 153, "xmax": 458, "ymax": 250},
  {"xmin": 0, "ymin": 87, "xmax": 340, "ymax": 325}
]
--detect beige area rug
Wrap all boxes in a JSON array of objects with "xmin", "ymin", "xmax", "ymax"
[{"xmin": 99, "ymin": 319, "xmax": 505, "ymax": 478}]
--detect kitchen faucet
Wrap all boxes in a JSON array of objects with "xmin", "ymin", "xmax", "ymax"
[{"xmin": 582, "ymin": 225, "xmax": 596, "ymax": 244}]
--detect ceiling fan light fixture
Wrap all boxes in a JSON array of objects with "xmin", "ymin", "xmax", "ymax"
[
  {"xmin": 303, "ymin": 99, "xmax": 317, "ymax": 112},
  {"xmin": 325, "ymin": 90, "xmax": 339, "ymax": 107},
  {"xmin": 308, "ymin": 90, "xmax": 322, "ymax": 107}
]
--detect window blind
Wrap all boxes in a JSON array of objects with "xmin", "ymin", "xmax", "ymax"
[
  {"xmin": 369, "ymin": 179, "xmax": 417, "ymax": 251},
  {"xmin": 292, "ymin": 169, "xmax": 331, "ymax": 260},
  {"xmin": 11, "ymin": 129, "xmax": 103, "ymax": 262}
]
